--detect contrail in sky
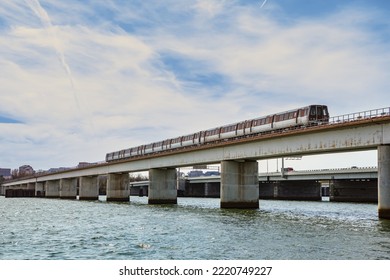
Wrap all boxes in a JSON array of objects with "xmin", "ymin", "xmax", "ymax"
[
  {"xmin": 25, "ymin": 0, "xmax": 80, "ymax": 109},
  {"xmin": 260, "ymin": 0, "xmax": 268, "ymax": 9}
]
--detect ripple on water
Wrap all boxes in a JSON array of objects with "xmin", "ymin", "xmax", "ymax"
[{"xmin": 0, "ymin": 196, "xmax": 389, "ymax": 259}]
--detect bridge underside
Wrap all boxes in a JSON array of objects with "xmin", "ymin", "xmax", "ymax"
[{"xmin": 2, "ymin": 118, "xmax": 390, "ymax": 219}]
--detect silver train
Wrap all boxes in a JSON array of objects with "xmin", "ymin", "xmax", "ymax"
[{"xmin": 106, "ymin": 104, "xmax": 329, "ymax": 162}]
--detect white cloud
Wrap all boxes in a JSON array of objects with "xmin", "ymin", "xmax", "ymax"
[
  {"xmin": 0, "ymin": 1, "xmax": 389, "ymax": 170},
  {"xmin": 145, "ymin": 4, "xmax": 390, "ymax": 114}
]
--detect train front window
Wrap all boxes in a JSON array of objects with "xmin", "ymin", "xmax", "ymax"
[
  {"xmin": 323, "ymin": 107, "xmax": 329, "ymax": 118},
  {"xmin": 317, "ymin": 106, "xmax": 323, "ymax": 118},
  {"xmin": 310, "ymin": 107, "xmax": 316, "ymax": 116}
]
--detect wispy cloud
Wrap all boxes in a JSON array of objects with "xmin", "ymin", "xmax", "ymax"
[{"xmin": 260, "ymin": 0, "xmax": 268, "ymax": 9}]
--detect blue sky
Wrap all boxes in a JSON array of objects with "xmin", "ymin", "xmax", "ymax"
[{"xmin": 0, "ymin": 0, "xmax": 389, "ymax": 171}]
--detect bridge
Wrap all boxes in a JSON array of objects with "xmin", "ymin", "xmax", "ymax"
[
  {"xmin": 184, "ymin": 167, "xmax": 378, "ymax": 202},
  {"xmin": 2, "ymin": 107, "xmax": 390, "ymax": 218},
  {"xmin": 186, "ymin": 166, "xmax": 378, "ymax": 182}
]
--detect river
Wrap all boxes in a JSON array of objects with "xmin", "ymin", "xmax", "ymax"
[{"xmin": 1, "ymin": 196, "xmax": 390, "ymax": 260}]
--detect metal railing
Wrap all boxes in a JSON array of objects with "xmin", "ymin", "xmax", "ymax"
[{"xmin": 329, "ymin": 107, "xmax": 390, "ymax": 124}]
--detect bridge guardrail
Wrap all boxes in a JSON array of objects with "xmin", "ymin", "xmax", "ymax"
[{"xmin": 330, "ymin": 107, "xmax": 390, "ymax": 124}]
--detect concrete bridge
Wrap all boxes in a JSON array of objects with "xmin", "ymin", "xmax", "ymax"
[
  {"xmin": 184, "ymin": 167, "xmax": 378, "ymax": 202},
  {"xmin": 2, "ymin": 107, "xmax": 390, "ymax": 218}
]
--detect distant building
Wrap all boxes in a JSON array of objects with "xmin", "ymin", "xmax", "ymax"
[
  {"xmin": 0, "ymin": 168, "xmax": 11, "ymax": 180},
  {"xmin": 18, "ymin": 165, "xmax": 35, "ymax": 176}
]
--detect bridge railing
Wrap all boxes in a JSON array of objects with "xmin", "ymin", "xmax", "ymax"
[{"xmin": 330, "ymin": 107, "xmax": 390, "ymax": 124}]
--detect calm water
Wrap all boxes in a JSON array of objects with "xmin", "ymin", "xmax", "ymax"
[{"xmin": 1, "ymin": 196, "xmax": 390, "ymax": 260}]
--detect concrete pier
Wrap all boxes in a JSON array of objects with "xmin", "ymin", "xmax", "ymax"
[
  {"xmin": 148, "ymin": 168, "xmax": 177, "ymax": 204},
  {"xmin": 220, "ymin": 160, "xmax": 259, "ymax": 208},
  {"xmin": 79, "ymin": 176, "xmax": 99, "ymax": 200},
  {"xmin": 35, "ymin": 182, "xmax": 45, "ymax": 197},
  {"xmin": 27, "ymin": 183, "xmax": 35, "ymax": 192},
  {"xmin": 45, "ymin": 180, "xmax": 60, "ymax": 198},
  {"xmin": 378, "ymin": 145, "xmax": 390, "ymax": 219},
  {"xmin": 60, "ymin": 178, "xmax": 77, "ymax": 199},
  {"xmin": 107, "ymin": 173, "xmax": 130, "ymax": 202}
]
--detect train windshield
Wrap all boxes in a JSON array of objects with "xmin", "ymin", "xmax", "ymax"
[{"xmin": 309, "ymin": 105, "xmax": 329, "ymax": 122}]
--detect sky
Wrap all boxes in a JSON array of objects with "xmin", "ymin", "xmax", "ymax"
[{"xmin": 0, "ymin": 0, "xmax": 389, "ymax": 172}]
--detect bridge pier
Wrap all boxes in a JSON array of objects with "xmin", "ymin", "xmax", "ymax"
[
  {"xmin": 35, "ymin": 182, "xmax": 44, "ymax": 197},
  {"xmin": 148, "ymin": 168, "xmax": 177, "ymax": 204},
  {"xmin": 60, "ymin": 178, "xmax": 77, "ymax": 199},
  {"xmin": 220, "ymin": 160, "xmax": 259, "ymax": 208},
  {"xmin": 107, "ymin": 173, "xmax": 130, "ymax": 202},
  {"xmin": 45, "ymin": 180, "xmax": 60, "ymax": 198},
  {"xmin": 27, "ymin": 183, "xmax": 35, "ymax": 193},
  {"xmin": 378, "ymin": 145, "xmax": 390, "ymax": 219},
  {"xmin": 79, "ymin": 176, "xmax": 99, "ymax": 200}
]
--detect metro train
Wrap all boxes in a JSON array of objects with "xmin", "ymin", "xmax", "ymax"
[{"xmin": 105, "ymin": 104, "xmax": 329, "ymax": 162}]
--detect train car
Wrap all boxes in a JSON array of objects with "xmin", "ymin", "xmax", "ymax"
[{"xmin": 105, "ymin": 105, "xmax": 329, "ymax": 162}]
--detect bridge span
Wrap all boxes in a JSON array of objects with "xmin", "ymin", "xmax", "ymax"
[{"xmin": 2, "ymin": 107, "xmax": 390, "ymax": 218}]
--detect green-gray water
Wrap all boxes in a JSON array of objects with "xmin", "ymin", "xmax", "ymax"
[{"xmin": 1, "ymin": 196, "xmax": 390, "ymax": 259}]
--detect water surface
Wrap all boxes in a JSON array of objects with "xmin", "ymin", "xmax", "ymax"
[{"xmin": 1, "ymin": 196, "xmax": 389, "ymax": 259}]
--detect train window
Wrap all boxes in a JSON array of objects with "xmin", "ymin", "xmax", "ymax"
[
  {"xmin": 301, "ymin": 108, "xmax": 308, "ymax": 117},
  {"xmin": 317, "ymin": 107, "xmax": 323, "ymax": 117},
  {"xmin": 222, "ymin": 125, "xmax": 236, "ymax": 132},
  {"xmin": 163, "ymin": 140, "xmax": 170, "ymax": 145},
  {"xmin": 206, "ymin": 129, "xmax": 219, "ymax": 136},
  {"xmin": 310, "ymin": 107, "xmax": 316, "ymax": 116},
  {"xmin": 323, "ymin": 107, "xmax": 329, "ymax": 117}
]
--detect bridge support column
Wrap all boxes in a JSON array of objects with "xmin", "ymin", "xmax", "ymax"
[
  {"xmin": 27, "ymin": 183, "xmax": 35, "ymax": 191},
  {"xmin": 45, "ymin": 180, "xmax": 60, "ymax": 198},
  {"xmin": 220, "ymin": 160, "xmax": 259, "ymax": 208},
  {"xmin": 378, "ymin": 145, "xmax": 390, "ymax": 219},
  {"xmin": 35, "ymin": 182, "xmax": 44, "ymax": 197},
  {"xmin": 148, "ymin": 168, "xmax": 177, "ymax": 204},
  {"xmin": 79, "ymin": 176, "xmax": 99, "ymax": 200},
  {"xmin": 107, "ymin": 173, "xmax": 130, "ymax": 202},
  {"xmin": 60, "ymin": 178, "xmax": 77, "ymax": 199}
]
